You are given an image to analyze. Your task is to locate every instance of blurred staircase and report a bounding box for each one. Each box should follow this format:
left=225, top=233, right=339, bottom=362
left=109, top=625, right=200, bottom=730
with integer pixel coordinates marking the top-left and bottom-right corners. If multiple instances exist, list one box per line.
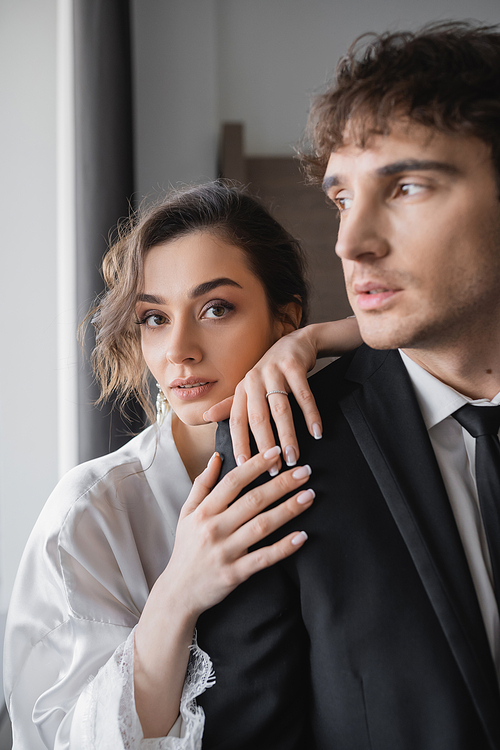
left=219, top=123, right=352, bottom=325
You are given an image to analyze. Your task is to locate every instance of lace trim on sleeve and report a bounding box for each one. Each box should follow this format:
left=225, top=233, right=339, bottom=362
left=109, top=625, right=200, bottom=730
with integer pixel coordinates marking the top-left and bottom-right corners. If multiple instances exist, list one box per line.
left=84, top=627, right=215, bottom=750
left=137, top=630, right=216, bottom=750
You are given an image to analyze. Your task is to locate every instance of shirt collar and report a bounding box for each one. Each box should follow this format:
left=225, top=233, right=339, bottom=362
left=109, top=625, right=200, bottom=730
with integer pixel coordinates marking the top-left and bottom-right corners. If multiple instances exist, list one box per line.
left=399, top=350, right=500, bottom=431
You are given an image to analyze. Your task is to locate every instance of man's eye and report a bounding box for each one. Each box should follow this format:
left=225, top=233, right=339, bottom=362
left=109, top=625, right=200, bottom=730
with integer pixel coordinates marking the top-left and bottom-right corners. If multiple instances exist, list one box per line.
left=335, top=195, right=353, bottom=212
left=400, top=183, right=425, bottom=197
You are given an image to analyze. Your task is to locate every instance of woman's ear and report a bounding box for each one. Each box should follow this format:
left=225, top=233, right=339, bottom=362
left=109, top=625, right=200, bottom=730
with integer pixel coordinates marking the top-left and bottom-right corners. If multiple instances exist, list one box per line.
left=277, top=300, right=303, bottom=337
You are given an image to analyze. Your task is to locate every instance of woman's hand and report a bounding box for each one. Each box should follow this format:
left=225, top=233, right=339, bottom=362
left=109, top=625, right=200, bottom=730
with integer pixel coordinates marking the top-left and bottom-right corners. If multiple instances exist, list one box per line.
left=159, top=447, right=313, bottom=618
left=134, top=448, right=313, bottom=738
left=204, top=318, right=361, bottom=468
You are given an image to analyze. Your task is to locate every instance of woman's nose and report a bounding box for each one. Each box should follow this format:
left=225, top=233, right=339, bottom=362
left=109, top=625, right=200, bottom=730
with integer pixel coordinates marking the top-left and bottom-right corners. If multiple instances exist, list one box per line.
left=165, top=321, right=202, bottom=365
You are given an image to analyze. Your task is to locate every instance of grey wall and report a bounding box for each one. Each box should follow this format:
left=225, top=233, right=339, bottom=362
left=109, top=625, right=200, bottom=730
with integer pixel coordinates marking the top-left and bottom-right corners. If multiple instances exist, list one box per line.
left=0, top=0, right=59, bottom=616
left=131, top=0, right=220, bottom=200
left=132, top=0, right=500, bottom=196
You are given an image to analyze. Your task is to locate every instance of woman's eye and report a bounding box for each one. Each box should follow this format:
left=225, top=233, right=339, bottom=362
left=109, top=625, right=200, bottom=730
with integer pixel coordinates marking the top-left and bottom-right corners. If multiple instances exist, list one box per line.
left=204, top=305, right=230, bottom=319
left=143, top=313, right=167, bottom=328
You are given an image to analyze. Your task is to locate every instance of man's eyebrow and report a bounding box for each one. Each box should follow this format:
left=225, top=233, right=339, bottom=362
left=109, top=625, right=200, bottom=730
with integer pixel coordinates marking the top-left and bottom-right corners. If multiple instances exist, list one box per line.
left=137, top=278, right=242, bottom=305
left=322, top=174, right=343, bottom=192
left=375, top=159, right=460, bottom=178
left=323, top=159, right=459, bottom=193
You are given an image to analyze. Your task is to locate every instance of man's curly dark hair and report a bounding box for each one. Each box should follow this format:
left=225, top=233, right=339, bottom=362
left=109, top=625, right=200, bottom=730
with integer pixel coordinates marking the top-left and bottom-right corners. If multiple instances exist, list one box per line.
left=302, top=21, right=500, bottom=189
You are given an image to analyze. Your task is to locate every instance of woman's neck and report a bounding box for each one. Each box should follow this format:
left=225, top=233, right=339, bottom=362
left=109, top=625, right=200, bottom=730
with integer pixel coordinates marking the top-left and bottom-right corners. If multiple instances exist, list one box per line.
left=171, top=414, right=218, bottom=483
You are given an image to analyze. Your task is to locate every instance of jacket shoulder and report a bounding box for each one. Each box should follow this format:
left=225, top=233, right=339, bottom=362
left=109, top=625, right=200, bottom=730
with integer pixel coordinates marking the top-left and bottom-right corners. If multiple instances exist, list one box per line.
left=307, top=345, right=397, bottom=400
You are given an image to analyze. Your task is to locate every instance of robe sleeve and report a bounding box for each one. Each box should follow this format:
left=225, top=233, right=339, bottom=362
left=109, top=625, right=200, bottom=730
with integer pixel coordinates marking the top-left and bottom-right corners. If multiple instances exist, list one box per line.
left=4, top=455, right=214, bottom=750
left=7, top=618, right=214, bottom=750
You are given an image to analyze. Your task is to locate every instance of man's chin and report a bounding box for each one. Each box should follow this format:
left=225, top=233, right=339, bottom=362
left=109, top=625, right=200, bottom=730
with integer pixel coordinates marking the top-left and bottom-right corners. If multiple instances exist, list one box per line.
left=357, top=319, right=413, bottom=351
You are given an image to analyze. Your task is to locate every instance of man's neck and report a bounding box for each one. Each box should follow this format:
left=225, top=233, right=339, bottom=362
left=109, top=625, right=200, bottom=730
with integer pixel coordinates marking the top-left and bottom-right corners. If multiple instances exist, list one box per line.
left=401, top=330, right=500, bottom=400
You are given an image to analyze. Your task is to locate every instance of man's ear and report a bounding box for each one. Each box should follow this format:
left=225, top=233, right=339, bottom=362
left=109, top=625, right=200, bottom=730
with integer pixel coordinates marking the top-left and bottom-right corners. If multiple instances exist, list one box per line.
left=277, top=300, right=303, bottom=336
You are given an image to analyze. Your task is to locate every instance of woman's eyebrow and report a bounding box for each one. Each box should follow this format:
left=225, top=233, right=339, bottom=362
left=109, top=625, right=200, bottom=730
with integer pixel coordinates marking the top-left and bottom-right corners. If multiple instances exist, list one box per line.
left=137, top=293, right=165, bottom=304
left=137, top=278, right=242, bottom=305
left=189, top=278, right=242, bottom=298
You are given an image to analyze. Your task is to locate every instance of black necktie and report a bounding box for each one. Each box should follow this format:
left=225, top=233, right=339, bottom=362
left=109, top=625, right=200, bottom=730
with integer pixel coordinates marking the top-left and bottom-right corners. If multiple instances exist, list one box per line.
left=452, top=403, right=500, bottom=603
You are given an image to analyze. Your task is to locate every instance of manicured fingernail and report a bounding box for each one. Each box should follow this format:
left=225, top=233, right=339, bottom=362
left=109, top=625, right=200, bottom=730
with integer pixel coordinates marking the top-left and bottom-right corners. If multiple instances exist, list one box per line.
left=312, top=423, right=322, bottom=440
left=292, top=464, right=312, bottom=480
left=291, top=531, right=308, bottom=545
left=264, top=446, right=281, bottom=460
left=269, top=464, right=280, bottom=477
left=297, top=489, right=315, bottom=505
left=207, top=452, right=219, bottom=468
left=203, top=411, right=212, bottom=423
left=237, top=454, right=247, bottom=466
left=284, top=445, right=297, bottom=467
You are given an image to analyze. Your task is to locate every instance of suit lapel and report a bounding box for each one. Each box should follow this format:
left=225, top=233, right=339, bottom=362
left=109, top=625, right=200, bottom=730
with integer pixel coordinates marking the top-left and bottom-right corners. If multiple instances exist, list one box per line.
left=340, top=346, right=500, bottom=747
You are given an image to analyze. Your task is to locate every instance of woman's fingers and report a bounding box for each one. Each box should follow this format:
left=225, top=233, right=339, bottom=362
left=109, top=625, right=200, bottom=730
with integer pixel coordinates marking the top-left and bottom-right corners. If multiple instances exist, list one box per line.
left=231, top=529, right=309, bottom=583
left=181, top=452, right=223, bottom=516
left=285, top=368, right=323, bottom=441
left=203, top=396, right=233, bottom=424
left=229, top=382, right=282, bottom=472
left=227, top=384, right=252, bottom=466
left=218, top=461, right=312, bottom=532
left=232, top=375, right=282, bottom=471
left=200, top=446, right=283, bottom=516
left=265, top=391, right=299, bottom=466
left=227, top=485, right=315, bottom=554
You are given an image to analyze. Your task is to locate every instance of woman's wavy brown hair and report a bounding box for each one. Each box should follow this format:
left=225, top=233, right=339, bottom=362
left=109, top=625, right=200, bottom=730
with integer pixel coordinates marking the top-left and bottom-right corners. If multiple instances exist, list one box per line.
left=302, top=21, right=500, bottom=185
left=87, top=181, right=308, bottom=424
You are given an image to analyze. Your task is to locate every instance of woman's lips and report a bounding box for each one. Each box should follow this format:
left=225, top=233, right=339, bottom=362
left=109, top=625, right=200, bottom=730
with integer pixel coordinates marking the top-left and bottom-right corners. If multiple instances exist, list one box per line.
left=169, top=381, right=217, bottom=400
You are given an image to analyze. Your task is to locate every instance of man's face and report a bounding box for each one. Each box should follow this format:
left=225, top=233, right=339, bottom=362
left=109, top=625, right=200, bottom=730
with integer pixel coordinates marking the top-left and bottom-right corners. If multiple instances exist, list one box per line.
left=323, top=122, right=500, bottom=351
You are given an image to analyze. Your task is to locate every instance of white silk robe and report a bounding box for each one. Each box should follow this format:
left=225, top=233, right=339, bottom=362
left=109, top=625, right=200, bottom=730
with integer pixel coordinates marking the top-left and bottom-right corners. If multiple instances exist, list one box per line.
left=3, top=413, right=214, bottom=749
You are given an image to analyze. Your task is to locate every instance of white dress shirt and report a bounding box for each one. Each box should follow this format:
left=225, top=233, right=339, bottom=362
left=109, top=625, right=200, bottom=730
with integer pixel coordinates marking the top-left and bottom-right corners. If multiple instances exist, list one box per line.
left=4, top=411, right=212, bottom=750
left=400, top=350, right=500, bottom=682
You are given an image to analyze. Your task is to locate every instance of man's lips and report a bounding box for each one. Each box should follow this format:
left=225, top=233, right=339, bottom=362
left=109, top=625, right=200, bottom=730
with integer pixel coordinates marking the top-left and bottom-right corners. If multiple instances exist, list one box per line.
left=352, top=282, right=402, bottom=311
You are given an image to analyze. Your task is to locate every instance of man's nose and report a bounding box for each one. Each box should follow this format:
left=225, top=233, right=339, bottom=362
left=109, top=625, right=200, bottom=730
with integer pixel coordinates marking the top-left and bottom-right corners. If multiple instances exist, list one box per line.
left=166, top=320, right=202, bottom=365
left=335, top=200, right=389, bottom=262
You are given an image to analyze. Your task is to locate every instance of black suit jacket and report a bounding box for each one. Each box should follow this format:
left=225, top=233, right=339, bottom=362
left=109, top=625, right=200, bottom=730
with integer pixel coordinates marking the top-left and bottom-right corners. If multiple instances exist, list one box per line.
left=196, top=346, right=500, bottom=749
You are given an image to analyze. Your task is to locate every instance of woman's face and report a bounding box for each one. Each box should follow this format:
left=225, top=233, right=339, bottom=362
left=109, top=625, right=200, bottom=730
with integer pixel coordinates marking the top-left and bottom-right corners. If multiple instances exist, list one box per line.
left=137, top=231, right=287, bottom=426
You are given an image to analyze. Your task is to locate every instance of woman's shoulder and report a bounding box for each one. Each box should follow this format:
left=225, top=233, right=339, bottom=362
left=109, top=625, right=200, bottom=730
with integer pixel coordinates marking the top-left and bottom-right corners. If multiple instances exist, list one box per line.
left=51, top=415, right=190, bottom=520
left=14, top=422, right=185, bottom=626
left=62, top=423, right=157, bottom=492
left=5, top=428, right=161, bottom=664
left=30, top=425, right=161, bottom=545
left=32, top=416, right=190, bottom=557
